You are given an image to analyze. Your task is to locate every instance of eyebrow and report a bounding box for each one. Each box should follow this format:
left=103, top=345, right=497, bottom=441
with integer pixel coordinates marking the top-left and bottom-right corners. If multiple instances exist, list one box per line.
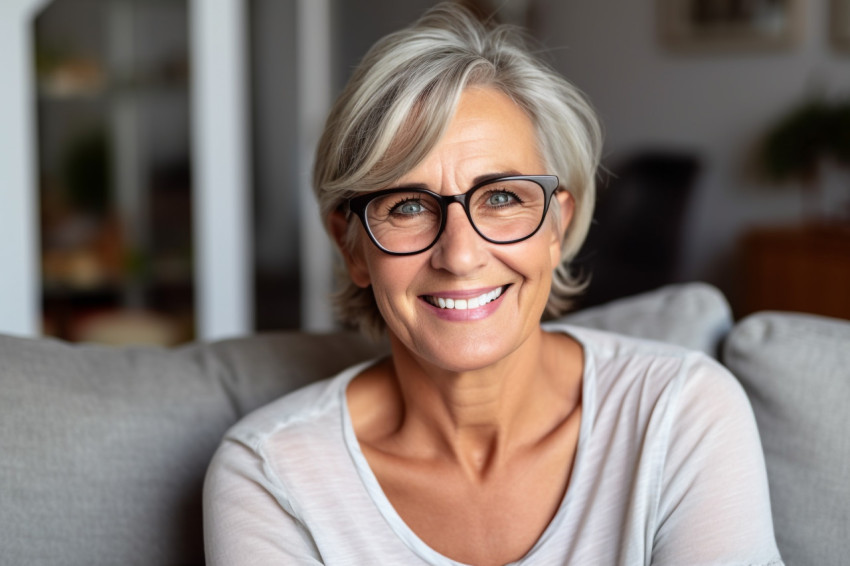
left=391, top=170, right=524, bottom=191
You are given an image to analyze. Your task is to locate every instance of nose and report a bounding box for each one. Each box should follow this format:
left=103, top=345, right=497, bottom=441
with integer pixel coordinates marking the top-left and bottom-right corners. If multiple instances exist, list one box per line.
left=429, top=201, right=488, bottom=274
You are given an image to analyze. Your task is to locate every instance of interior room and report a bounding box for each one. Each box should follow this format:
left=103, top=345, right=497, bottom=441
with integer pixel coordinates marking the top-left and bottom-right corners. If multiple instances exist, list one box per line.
left=1, top=2, right=848, bottom=565
left=2, top=0, right=848, bottom=345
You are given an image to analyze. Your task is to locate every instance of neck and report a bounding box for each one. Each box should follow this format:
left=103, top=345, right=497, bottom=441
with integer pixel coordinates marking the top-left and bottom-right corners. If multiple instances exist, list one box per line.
left=386, top=328, right=573, bottom=480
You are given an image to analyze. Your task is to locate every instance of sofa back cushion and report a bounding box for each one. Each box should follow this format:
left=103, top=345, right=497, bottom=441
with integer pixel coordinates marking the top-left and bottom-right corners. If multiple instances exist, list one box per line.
left=724, top=312, right=850, bottom=566
left=0, top=331, right=383, bottom=566
left=561, top=282, right=732, bottom=355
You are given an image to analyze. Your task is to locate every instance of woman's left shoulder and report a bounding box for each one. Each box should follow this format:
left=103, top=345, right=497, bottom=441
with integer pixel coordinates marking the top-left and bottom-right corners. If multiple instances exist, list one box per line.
left=547, top=323, right=745, bottom=412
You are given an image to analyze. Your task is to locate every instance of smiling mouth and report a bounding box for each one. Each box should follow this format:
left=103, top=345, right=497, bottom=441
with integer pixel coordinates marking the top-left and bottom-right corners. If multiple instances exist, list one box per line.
left=422, top=285, right=509, bottom=310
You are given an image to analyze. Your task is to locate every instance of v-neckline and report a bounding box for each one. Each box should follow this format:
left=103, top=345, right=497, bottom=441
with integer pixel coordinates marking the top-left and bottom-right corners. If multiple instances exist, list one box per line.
left=339, top=324, right=594, bottom=566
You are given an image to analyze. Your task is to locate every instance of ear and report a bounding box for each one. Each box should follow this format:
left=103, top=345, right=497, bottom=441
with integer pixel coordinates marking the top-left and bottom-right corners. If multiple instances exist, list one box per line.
left=329, top=210, right=371, bottom=288
left=549, top=190, right=575, bottom=269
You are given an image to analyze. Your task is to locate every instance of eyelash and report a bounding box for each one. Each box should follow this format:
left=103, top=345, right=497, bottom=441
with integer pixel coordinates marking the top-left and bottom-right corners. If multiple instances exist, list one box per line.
left=386, top=196, right=424, bottom=214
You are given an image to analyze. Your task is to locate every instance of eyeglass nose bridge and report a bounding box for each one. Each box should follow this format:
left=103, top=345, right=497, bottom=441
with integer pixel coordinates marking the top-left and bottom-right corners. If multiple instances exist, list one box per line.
left=433, top=191, right=484, bottom=243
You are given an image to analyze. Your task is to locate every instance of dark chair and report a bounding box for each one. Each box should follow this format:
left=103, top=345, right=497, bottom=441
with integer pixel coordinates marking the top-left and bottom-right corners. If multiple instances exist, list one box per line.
left=576, top=151, right=701, bottom=309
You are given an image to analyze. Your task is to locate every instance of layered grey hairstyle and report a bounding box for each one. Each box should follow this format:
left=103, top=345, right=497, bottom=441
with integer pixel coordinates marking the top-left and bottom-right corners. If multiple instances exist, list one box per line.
left=313, top=2, right=602, bottom=336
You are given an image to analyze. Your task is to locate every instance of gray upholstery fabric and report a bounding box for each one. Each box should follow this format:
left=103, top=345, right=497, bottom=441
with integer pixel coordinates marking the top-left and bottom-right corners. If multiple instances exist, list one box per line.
left=560, top=282, right=733, bottom=356
left=0, top=331, right=383, bottom=566
left=209, top=332, right=387, bottom=418
left=724, top=312, right=850, bottom=566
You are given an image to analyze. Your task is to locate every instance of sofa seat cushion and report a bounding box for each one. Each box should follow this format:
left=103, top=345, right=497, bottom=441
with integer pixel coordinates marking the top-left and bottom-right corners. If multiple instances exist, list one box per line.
left=723, top=312, right=850, bottom=566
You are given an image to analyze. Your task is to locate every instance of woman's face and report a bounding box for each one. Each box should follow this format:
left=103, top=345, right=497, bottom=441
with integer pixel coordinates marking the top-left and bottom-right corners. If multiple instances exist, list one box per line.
left=338, top=86, right=573, bottom=372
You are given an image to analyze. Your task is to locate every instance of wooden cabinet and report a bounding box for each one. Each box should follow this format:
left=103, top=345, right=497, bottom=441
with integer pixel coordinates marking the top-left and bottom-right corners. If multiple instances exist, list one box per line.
left=741, top=224, right=850, bottom=319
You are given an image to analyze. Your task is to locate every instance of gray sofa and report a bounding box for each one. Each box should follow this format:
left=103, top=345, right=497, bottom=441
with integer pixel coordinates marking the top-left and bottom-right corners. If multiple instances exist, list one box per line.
left=1, top=283, right=847, bottom=565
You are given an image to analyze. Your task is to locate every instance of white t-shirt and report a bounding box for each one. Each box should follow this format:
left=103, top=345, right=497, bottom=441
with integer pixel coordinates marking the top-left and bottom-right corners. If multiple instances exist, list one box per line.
left=203, top=324, right=783, bottom=565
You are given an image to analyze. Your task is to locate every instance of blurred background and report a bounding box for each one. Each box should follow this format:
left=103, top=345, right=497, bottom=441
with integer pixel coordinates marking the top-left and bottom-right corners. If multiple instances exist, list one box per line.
left=1, top=0, right=849, bottom=346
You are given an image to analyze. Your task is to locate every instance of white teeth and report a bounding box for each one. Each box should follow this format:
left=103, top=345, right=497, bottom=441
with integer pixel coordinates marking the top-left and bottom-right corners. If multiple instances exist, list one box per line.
left=426, top=287, right=505, bottom=310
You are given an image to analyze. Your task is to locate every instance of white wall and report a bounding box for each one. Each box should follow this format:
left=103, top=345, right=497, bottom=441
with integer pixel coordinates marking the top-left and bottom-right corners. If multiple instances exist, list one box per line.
left=539, top=0, right=850, bottom=304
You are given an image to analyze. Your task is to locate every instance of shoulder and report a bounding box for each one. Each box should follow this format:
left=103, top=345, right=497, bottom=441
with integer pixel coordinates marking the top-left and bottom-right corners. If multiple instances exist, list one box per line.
left=205, top=359, right=376, bottom=510
left=222, top=359, right=375, bottom=453
left=542, top=325, right=780, bottom=562
left=546, top=323, right=749, bottom=429
left=550, top=322, right=735, bottom=390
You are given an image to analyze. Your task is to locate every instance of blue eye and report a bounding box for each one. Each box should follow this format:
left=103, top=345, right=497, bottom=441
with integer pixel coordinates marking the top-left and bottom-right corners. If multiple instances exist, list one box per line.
left=391, top=198, right=425, bottom=215
left=401, top=201, right=422, bottom=214
left=487, top=191, right=519, bottom=207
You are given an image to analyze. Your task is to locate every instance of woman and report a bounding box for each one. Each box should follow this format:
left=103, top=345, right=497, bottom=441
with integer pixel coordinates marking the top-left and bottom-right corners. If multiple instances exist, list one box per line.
left=204, top=4, right=782, bottom=565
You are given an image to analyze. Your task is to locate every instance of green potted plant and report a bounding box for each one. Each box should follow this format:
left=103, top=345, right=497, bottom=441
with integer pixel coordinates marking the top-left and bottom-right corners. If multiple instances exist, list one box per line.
left=759, top=97, right=850, bottom=224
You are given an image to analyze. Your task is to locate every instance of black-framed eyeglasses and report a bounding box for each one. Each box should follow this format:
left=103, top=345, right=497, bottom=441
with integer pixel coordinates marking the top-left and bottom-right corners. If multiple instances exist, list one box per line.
left=347, top=175, right=560, bottom=255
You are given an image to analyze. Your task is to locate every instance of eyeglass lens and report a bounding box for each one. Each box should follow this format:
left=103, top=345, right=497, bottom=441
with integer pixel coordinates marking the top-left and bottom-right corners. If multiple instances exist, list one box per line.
left=364, top=178, right=547, bottom=254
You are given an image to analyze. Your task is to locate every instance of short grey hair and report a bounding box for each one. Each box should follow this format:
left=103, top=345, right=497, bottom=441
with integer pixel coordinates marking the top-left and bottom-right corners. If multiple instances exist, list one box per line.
left=313, top=1, right=602, bottom=336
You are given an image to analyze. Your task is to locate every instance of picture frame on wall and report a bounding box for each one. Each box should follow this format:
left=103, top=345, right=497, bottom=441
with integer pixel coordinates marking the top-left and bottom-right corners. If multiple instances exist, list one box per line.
left=658, top=0, right=804, bottom=52
left=832, top=0, right=850, bottom=51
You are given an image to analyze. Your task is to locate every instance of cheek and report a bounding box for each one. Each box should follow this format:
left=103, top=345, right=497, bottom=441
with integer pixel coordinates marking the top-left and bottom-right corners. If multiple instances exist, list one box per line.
left=365, top=257, right=427, bottom=332
left=496, top=232, right=560, bottom=285
left=364, top=254, right=418, bottom=298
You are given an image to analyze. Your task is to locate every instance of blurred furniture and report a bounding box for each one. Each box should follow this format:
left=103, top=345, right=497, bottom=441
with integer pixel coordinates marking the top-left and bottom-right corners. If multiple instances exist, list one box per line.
left=1, top=0, right=252, bottom=342
left=741, top=224, right=850, bottom=319
left=1, top=282, right=847, bottom=565
left=578, top=151, right=700, bottom=308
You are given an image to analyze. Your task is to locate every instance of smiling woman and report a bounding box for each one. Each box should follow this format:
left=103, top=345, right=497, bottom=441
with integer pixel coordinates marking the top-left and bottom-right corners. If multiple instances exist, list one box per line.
left=332, top=86, right=570, bottom=375
left=203, top=3, right=784, bottom=565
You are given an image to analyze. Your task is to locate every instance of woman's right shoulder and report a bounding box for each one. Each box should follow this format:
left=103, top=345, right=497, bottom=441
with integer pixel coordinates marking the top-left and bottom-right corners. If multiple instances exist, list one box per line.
left=223, top=359, right=374, bottom=451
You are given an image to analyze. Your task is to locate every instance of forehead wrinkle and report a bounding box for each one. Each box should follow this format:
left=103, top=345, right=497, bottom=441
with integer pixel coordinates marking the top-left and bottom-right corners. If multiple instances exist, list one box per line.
left=394, top=87, right=544, bottom=196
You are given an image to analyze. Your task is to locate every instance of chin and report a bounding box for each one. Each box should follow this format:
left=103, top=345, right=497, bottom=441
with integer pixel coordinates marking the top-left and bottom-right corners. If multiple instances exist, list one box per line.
left=398, top=328, right=527, bottom=374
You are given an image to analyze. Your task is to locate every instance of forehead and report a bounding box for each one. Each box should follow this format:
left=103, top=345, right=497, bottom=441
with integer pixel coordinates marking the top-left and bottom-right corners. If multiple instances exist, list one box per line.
left=395, top=86, right=543, bottom=187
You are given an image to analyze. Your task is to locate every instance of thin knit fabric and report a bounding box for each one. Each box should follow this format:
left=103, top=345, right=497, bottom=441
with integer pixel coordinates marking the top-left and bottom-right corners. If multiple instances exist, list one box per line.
left=204, top=325, right=783, bottom=565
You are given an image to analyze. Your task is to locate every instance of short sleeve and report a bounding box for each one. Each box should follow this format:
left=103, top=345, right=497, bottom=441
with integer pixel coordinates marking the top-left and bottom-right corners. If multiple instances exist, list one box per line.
left=651, top=357, right=783, bottom=565
left=203, top=439, right=324, bottom=565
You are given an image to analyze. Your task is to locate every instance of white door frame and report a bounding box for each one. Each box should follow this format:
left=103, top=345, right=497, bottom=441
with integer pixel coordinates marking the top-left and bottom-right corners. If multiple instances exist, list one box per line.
left=0, top=0, right=48, bottom=337
left=189, top=0, right=253, bottom=340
